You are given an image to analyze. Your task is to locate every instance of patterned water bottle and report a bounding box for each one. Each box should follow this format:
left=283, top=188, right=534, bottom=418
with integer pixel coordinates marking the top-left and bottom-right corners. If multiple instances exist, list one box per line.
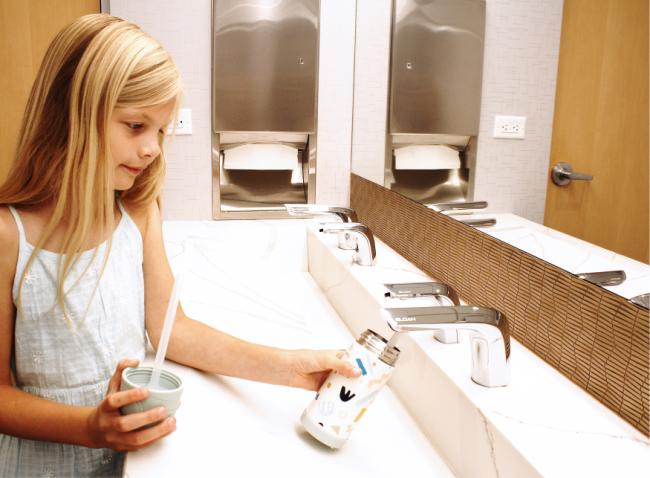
left=300, top=329, right=400, bottom=448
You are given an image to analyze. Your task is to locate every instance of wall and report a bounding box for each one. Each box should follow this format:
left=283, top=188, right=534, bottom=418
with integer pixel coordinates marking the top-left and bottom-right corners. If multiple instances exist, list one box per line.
left=350, top=0, right=392, bottom=186
left=111, top=0, right=356, bottom=219
left=474, top=0, right=564, bottom=221
left=351, top=0, right=564, bottom=223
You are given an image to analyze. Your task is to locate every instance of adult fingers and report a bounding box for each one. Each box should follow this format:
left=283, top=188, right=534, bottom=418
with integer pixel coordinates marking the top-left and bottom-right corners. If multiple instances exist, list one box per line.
left=107, top=358, right=140, bottom=394
left=102, top=388, right=149, bottom=413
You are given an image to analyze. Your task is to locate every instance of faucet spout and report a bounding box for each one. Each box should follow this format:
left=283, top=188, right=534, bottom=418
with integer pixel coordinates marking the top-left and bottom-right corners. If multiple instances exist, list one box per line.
left=285, top=204, right=359, bottom=250
left=430, top=201, right=488, bottom=213
left=383, top=282, right=461, bottom=344
left=319, top=222, right=376, bottom=266
left=383, top=282, right=460, bottom=304
left=284, top=204, right=358, bottom=223
left=381, top=305, right=511, bottom=387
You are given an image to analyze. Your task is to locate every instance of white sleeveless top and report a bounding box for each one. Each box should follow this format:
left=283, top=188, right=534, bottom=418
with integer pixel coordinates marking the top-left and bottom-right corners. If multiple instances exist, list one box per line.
left=0, top=202, right=146, bottom=477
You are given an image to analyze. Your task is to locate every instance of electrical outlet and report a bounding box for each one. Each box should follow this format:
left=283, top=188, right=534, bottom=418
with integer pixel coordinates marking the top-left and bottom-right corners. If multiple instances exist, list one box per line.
left=167, top=108, right=192, bottom=135
left=493, top=115, right=526, bottom=139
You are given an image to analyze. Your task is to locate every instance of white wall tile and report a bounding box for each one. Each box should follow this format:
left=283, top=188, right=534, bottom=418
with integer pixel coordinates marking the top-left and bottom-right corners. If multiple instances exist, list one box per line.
left=473, top=0, right=564, bottom=223
left=315, top=0, right=356, bottom=206
left=111, top=0, right=213, bottom=220
left=351, top=0, right=392, bottom=186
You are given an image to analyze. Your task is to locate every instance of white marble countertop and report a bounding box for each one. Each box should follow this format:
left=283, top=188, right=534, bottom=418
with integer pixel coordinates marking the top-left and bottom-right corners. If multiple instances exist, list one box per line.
left=123, top=220, right=453, bottom=477
left=308, top=226, right=650, bottom=478
left=445, top=212, right=650, bottom=301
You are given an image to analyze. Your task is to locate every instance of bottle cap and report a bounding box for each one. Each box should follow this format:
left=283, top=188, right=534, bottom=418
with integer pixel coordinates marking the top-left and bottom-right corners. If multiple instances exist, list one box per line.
left=357, top=329, right=400, bottom=366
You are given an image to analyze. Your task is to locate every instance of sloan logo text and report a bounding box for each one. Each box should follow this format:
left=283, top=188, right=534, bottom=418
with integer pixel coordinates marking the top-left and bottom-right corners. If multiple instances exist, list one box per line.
left=396, top=316, right=417, bottom=322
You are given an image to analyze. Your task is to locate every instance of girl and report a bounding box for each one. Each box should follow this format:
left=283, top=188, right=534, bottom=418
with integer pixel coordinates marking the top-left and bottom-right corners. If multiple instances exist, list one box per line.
left=0, top=13, right=359, bottom=477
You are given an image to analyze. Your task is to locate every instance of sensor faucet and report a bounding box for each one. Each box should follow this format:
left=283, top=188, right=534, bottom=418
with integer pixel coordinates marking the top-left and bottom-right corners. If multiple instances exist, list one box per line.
left=285, top=204, right=358, bottom=250
left=381, top=305, right=511, bottom=387
left=319, top=222, right=376, bottom=266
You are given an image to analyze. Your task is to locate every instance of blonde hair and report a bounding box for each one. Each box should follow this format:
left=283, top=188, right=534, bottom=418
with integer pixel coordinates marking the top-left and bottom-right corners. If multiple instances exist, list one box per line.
left=0, top=14, right=182, bottom=323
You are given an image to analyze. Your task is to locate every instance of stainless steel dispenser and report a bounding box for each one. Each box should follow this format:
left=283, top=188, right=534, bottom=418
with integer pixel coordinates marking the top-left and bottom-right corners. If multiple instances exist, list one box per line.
left=212, top=0, right=319, bottom=219
left=386, top=0, right=486, bottom=205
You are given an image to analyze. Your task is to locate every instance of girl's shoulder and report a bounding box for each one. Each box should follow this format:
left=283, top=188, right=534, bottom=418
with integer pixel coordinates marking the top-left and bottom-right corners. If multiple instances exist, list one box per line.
left=0, top=206, right=19, bottom=277
left=0, top=206, right=19, bottom=246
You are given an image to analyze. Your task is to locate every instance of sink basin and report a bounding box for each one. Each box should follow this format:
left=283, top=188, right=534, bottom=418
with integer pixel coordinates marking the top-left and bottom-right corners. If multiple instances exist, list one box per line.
left=124, top=220, right=453, bottom=477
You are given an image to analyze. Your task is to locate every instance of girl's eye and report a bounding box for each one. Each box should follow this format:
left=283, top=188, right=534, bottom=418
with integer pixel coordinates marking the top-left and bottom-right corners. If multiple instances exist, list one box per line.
left=126, top=122, right=144, bottom=130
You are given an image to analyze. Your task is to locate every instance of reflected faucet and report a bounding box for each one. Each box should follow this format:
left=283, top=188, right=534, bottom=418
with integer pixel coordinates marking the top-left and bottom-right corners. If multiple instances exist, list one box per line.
left=381, top=305, right=511, bottom=387
left=430, top=201, right=487, bottom=213
left=383, top=282, right=461, bottom=344
left=285, top=204, right=358, bottom=250
left=461, top=218, right=497, bottom=228
left=577, top=270, right=626, bottom=286
left=319, top=222, right=376, bottom=266
left=428, top=201, right=496, bottom=227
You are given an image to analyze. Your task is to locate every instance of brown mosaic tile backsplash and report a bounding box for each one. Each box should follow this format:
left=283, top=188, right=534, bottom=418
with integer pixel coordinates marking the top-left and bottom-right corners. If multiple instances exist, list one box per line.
left=351, top=174, right=649, bottom=436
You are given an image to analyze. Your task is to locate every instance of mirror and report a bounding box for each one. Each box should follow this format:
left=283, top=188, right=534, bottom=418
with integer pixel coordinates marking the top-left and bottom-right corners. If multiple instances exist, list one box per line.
left=350, top=0, right=649, bottom=302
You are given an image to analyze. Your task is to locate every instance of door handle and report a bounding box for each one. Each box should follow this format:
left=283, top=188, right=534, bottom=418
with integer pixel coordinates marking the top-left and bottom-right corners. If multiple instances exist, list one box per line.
left=551, top=162, right=594, bottom=186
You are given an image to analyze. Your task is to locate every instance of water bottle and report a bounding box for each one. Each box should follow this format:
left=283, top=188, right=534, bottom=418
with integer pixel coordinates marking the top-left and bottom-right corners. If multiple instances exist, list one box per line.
left=300, top=329, right=400, bottom=448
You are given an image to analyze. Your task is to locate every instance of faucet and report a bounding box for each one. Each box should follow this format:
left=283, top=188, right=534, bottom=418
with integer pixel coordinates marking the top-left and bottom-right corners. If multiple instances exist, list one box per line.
left=577, top=270, right=626, bottom=286
left=284, top=204, right=358, bottom=250
left=461, top=218, right=497, bottom=228
left=383, top=282, right=461, bottom=344
left=430, top=200, right=487, bottom=213
left=319, top=223, right=376, bottom=266
left=429, top=201, right=496, bottom=227
left=381, top=305, right=511, bottom=387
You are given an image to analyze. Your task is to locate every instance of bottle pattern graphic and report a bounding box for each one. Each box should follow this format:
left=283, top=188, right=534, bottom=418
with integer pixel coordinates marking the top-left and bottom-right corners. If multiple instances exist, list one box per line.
left=301, top=337, right=395, bottom=448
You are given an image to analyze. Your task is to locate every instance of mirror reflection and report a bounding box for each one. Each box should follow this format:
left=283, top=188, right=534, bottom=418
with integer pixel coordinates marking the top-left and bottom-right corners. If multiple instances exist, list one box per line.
left=351, top=0, right=649, bottom=302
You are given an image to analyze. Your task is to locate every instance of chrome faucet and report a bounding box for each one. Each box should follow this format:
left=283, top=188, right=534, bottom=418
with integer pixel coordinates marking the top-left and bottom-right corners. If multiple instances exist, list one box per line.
left=381, top=305, right=511, bottom=387
left=430, top=201, right=487, bottom=213
left=429, top=201, right=496, bottom=227
left=285, top=204, right=358, bottom=250
left=461, top=218, right=497, bottom=228
left=383, top=282, right=461, bottom=344
left=577, top=270, right=626, bottom=286
left=319, top=223, right=376, bottom=266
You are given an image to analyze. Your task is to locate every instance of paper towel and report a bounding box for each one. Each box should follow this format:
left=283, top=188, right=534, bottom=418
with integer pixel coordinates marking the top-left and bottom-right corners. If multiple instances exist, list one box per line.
left=223, top=143, right=299, bottom=170
left=394, top=144, right=461, bottom=170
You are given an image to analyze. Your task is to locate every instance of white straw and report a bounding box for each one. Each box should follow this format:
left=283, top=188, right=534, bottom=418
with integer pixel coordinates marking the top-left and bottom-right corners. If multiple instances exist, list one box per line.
left=149, top=274, right=184, bottom=388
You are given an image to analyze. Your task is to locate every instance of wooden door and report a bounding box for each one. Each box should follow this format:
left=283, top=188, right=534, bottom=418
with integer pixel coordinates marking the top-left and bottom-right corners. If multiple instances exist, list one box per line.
left=544, top=0, right=649, bottom=263
left=0, top=0, right=100, bottom=185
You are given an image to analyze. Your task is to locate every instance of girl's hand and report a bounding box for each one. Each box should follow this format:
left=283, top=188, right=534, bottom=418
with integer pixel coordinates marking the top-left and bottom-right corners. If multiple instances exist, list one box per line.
left=86, top=359, right=176, bottom=452
left=284, top=350, right=361, bottom=391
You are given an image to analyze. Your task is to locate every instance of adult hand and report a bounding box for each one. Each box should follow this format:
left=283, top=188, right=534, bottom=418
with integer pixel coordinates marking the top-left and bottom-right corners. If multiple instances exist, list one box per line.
left=86, top=358, right=176, bottom=452
left=284, top=349, right=361, bottom=391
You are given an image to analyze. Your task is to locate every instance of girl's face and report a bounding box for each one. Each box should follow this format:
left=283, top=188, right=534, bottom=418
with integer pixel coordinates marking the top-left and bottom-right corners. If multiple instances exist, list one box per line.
left=108, top=100, right=175, bottom=190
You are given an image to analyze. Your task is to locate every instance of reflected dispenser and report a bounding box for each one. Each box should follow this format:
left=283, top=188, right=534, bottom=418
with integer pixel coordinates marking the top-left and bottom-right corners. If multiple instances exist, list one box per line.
left=386, top=0, right=486, bottom=205
left=212, top=0, right=319, bottom=219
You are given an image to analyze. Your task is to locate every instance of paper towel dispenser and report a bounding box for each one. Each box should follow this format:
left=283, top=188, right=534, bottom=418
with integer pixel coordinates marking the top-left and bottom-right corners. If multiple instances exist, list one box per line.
left=211, top=0, right=319, bottom=219
left=386, top=0, right=486, bottom=205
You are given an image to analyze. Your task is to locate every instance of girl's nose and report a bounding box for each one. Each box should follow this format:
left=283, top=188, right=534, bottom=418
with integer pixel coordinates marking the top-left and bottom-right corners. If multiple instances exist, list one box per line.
left=139, top=136, right=161, bottom=160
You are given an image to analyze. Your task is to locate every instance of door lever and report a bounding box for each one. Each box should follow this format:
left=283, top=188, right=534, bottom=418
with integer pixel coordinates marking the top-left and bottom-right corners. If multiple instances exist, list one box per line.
left=551, top=162, right=593, bottom=186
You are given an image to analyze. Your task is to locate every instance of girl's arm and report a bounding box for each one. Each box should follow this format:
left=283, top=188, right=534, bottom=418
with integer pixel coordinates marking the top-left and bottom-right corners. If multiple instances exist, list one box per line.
left=138, top=202, right=359, bottom=390
left=0, top=208, right=174, bottom=450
